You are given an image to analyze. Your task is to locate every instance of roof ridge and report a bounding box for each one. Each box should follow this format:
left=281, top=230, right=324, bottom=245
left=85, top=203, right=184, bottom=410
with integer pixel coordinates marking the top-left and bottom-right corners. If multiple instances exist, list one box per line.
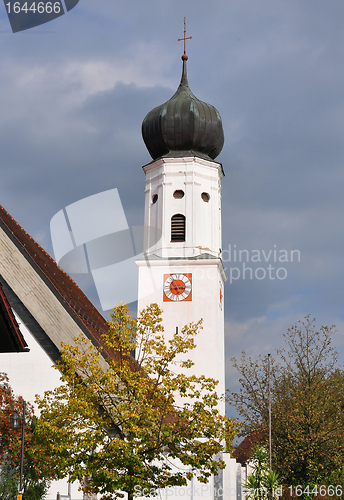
left=0, top=205, right=83, bottom=287
left=0, top=205, right=108, bottom=339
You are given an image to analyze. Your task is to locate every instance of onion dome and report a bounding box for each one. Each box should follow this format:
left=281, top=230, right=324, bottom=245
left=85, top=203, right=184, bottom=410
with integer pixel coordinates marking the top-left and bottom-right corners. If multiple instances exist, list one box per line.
left=142, top=55, right=224, bottom=161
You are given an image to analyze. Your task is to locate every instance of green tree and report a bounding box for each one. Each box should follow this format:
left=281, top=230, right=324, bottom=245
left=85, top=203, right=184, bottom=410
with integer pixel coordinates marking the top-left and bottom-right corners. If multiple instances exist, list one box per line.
left=228, top=316, right=344, bottom=489
left=0, top=373, right=51, bottom=499
left=227, top=353, right=278, bottom=438
left=242, top=447, right=280, bottom=500
left=272, top=318, right=344, bottom=488
left=36, top=303, right=237, bottom=500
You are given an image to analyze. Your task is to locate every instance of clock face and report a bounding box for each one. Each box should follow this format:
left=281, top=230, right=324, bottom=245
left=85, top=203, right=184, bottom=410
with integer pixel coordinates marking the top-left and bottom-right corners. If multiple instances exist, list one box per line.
left=163, top=273, right=192, bottom=302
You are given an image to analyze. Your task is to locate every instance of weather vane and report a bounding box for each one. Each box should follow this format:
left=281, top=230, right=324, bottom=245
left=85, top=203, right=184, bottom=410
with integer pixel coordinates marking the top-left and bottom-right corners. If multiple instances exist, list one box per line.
left=178, top=17, right=192, bottom=56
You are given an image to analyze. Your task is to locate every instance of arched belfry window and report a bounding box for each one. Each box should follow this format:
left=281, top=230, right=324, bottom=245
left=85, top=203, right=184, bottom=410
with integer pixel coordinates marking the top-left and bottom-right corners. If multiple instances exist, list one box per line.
left=171, top=214, right=186, bottom=242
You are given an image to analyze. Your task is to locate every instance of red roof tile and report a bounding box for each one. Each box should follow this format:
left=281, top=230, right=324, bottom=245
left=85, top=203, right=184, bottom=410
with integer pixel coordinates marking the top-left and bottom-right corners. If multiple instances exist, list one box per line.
left=232, top=431, right=266, bottom=464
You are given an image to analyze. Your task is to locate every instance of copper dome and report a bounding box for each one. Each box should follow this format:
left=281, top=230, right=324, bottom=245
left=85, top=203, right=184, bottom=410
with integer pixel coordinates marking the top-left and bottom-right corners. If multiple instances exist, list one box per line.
left=142, top=58, right=224, bottom=161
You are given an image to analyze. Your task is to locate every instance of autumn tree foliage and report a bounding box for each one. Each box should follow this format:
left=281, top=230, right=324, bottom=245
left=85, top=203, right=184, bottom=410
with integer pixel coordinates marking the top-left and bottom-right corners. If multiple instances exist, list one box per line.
left=0, top=373, right=51, bottom=500
left=228, top=316, right=344, bottom=488
left=228, top=352, right=277, bottom=438
left=36, top=303, right=237, bottom=500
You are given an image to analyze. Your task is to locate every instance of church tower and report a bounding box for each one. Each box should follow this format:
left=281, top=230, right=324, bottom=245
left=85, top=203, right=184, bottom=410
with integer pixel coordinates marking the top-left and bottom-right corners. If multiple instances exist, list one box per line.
left=137, top=37, right=226, bottom=414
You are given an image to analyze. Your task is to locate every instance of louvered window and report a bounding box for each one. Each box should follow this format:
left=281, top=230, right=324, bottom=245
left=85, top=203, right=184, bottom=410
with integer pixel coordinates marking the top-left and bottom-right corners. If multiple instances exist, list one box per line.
left=171, top=214, right=186, bottom=242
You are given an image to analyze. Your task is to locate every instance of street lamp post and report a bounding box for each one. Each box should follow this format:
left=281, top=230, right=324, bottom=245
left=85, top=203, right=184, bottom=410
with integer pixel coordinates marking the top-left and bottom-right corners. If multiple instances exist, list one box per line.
left=268, top=354, right=272, bottom=471
left=10, top=400, right=26, bottom=500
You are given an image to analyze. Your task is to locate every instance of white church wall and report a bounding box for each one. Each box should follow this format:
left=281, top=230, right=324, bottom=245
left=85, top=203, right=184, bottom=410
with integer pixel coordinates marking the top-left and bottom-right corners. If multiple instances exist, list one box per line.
left=236, top=462, right=244, bottom=500
left=137, top=258, right=225, bottom=412
left=143, top=157, right=223, bottom=260
left=223, top=454, right=244, bottom=500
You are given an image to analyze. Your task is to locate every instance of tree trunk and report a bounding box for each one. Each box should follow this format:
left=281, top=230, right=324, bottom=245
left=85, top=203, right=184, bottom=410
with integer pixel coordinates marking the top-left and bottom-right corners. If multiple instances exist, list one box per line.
left=83, top=493, right=98, bottom=500
left=82, top=475, right=98, bottom=500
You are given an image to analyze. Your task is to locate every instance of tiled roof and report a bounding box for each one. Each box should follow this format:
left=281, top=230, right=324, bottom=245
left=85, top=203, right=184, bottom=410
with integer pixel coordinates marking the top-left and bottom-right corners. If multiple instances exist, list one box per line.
left=232, top=431, right=265, bottom=464
left=0, top=205, right=113, bottom=358
left=0, top=281, right=28, bottom=353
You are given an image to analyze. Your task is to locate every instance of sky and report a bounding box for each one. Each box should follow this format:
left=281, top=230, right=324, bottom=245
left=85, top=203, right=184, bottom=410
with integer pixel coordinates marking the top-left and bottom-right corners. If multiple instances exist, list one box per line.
left=1, top=0, right=344, bottom=416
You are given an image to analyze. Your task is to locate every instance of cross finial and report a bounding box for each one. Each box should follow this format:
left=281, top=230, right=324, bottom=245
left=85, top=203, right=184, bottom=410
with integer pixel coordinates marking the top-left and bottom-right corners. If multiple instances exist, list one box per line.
left=178, top=17, right=192, bottom=59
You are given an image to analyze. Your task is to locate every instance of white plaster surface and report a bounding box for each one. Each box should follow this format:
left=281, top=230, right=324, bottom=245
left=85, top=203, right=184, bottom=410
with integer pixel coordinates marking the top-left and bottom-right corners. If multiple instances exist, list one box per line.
left=136, top=154, right=232, bottom=500
left=142, top=156, right=223, bottom=259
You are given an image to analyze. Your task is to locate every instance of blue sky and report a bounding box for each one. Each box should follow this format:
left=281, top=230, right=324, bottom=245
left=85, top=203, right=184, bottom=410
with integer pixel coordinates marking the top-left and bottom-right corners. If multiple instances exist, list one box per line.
left=1, top=0, right=344, bottom=412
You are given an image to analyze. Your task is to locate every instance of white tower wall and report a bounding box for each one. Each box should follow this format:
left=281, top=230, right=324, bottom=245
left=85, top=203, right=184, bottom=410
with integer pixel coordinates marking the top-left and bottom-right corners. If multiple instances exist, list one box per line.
left=137, top=155, right=226, bottom=413
left=143, top=156, right=224, bottom=259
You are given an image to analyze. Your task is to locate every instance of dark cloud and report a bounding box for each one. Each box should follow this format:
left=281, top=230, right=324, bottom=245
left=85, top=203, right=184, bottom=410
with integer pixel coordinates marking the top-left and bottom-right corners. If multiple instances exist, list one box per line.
left=1, top=0, right=344, bottom=403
